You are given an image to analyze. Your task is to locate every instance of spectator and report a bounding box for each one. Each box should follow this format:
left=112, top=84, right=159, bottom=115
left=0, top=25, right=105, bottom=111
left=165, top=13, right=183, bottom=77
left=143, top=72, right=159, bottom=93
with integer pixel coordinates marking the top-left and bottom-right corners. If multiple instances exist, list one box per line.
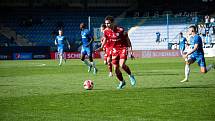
left=204, top=31, right=212, bottom=48
left=156, top=32, right=160, bottom=43
left=198, top=24, right=205, bottom=35
left=210, top=17, right=215, bottom=34
left=205, top=15, right=210, bottom=28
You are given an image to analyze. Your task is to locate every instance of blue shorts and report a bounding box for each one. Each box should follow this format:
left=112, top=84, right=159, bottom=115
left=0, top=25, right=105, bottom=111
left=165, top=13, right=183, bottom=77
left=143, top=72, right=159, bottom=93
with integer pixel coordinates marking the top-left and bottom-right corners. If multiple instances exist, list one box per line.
left=190, top=54, right=206, bottom=67
left=58, top=46, right=64, bottom=54
left=81, top=46, right=92, bottom=57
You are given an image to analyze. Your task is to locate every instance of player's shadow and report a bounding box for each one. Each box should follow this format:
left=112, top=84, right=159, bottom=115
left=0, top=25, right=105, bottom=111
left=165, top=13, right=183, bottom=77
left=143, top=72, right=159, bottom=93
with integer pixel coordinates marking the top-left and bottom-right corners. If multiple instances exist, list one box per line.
left=134, top=72, right=179, bottom=76
left=144, top=85, right=215, bottom=90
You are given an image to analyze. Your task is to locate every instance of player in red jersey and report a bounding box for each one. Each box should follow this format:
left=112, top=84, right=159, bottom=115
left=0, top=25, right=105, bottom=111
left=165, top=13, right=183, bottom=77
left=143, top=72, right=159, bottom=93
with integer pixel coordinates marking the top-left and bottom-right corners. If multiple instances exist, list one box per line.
left=101, top=16, right=136, bottom=89
left=100, top=24, right=113, bottom=77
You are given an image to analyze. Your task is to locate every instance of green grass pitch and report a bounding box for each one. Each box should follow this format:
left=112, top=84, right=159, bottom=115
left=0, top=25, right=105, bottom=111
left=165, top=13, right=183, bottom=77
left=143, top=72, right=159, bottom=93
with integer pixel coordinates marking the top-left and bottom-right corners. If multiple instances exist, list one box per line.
left=0, top=57, right=215, bottom=121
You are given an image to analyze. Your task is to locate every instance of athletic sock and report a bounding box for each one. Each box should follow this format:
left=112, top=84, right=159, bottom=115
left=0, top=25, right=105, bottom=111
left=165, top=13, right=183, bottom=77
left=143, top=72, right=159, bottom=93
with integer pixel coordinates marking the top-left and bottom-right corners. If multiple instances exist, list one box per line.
left=108, top=62, right=112, bottom=73
left=59, top=55, right=63, bottom=65
left=122, top=64, right=131, bottom=75
left=91, top=62, right=96, bottom=68
left=206, top=64, right=214, bottom=72
left=185, top=64, right=190, bottom=80
left=116, top=71, right=123, bottom=81
left=82, top=60, right=91, bottom=67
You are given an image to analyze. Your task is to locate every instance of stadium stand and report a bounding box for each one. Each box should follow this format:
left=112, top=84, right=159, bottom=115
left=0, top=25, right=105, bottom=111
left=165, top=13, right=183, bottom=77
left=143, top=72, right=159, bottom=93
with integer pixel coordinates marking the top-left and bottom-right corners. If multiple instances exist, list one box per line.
left=0, top=0, right=214, bottom=51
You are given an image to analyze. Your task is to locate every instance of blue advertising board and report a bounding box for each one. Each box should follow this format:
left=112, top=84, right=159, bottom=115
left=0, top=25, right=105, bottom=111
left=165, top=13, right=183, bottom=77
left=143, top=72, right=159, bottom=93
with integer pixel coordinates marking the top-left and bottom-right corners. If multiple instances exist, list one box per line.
left=13, top=53, right=32, bottom=60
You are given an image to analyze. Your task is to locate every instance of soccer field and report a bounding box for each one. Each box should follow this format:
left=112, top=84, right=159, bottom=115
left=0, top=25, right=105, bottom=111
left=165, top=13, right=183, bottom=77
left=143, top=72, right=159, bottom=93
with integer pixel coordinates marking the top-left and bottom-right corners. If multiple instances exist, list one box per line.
left=0, top=58, right=215, bottom=121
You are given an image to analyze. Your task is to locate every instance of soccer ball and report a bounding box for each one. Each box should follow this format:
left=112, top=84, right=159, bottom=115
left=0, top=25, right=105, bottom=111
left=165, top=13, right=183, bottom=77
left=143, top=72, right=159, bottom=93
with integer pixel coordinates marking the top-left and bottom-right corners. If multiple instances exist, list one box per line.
left=83, top=80, right=94, bottom=90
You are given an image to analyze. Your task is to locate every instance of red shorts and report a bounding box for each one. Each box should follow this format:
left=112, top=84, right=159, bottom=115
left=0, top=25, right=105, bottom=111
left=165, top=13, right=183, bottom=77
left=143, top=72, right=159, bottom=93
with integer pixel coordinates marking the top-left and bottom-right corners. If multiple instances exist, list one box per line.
left=111, top=47, right=128, bottom=65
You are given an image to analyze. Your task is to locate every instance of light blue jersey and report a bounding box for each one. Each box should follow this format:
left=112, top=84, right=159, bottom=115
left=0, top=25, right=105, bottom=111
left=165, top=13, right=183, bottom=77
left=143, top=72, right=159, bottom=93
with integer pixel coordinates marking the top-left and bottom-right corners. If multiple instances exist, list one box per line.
left=81, top=29, right=93, bottom=56
left=179, top=37, right=187, bottom=51
left=190, top=35, right=206, bottom=67
left=190, top=35, right=204, bottom=56
left=205, top=35, right=211, bottom=45
left=55, top=35, right=67, bottom=54
left=81, top=29, right=93, bottom=47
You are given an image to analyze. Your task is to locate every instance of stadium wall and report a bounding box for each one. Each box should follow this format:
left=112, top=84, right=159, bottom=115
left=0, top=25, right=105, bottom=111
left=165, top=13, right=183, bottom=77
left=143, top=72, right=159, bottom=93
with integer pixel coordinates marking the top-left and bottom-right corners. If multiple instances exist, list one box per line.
left=131, top=50, right=181, bottom=58
left=1, top=47, right=214, bottom=60
left=0, top=46, right=50, bottom=60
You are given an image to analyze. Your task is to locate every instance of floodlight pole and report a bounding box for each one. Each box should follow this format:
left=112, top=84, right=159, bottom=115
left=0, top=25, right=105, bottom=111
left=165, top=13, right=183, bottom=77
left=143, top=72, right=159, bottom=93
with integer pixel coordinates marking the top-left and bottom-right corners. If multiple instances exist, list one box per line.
left=88, top=16, right=91, bottom=30
left=167, top=14, right=169, bottom=43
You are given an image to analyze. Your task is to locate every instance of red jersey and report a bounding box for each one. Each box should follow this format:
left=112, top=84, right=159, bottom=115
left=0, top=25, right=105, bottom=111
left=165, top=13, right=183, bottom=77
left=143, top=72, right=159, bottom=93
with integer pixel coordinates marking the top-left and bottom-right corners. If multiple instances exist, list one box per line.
left=104, top=26, right=127, bottom=49
left=122, top=32, right=130, bottom=47
left=100, top=36, right=107, bottom=48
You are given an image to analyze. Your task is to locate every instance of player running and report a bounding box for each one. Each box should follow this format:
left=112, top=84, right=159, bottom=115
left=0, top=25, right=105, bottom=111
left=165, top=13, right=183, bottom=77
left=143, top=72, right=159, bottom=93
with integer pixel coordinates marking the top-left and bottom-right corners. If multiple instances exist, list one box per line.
left=80, top=22, right=98, bottom=74
left=55, top=29, right=70, bottom=66
left=178, top=32, right=187, bottom=56
left=100, top=24, right=113, bottom=77
left=181, top=25, right=214, bottom=82
left=101, top=16, right=136, bottom=89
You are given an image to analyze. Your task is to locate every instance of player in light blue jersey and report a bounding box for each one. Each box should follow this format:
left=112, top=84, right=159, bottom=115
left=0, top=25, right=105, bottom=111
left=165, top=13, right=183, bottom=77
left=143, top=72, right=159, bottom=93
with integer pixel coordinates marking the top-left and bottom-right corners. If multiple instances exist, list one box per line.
left=55, top=29, right=70, bottom=66
left=80, top=23, right=97, bottom=74
left=178, top=32, right=187, bottom=55
left=181, top=25, right=214, bottom=82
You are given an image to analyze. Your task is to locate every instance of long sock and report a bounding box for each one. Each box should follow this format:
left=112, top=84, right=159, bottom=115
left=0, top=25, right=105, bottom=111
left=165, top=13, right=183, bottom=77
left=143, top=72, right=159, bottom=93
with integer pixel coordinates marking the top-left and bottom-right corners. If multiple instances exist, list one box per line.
left=108, top=62, right=112, bottom=72
left=82, top=60, right=91, bottom=66
left=115, top=69, right=123, bottom=81
left=185, top=64, right=190, bottom=80
left=206, top=64, right=213, bottom=72
left=122, top=64, right=131, bottom=75
left=63, top=54, right=66, bottom=63
left=59, top=55, right=63, bottom=65
left=91, top=62, right=96, bottom=68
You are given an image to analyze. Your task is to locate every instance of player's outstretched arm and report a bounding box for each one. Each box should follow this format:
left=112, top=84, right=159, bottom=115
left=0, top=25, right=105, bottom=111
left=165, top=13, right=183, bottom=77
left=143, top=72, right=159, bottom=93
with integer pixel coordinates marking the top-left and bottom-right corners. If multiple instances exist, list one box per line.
left=95, top=37, right=107, bottom=52
left=126, top=34, right=135, bottom=59
left=55, top=38, right=58, bottom=46
left=66, top=38, right=70, bottom=49
left=86, top=36, right=94, bottom=47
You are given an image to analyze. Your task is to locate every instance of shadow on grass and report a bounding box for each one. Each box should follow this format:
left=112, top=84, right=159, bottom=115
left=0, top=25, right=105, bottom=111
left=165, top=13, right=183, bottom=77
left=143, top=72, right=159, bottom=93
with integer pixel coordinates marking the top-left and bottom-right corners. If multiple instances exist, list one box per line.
left=142, top=85, right=215, bottom=90
left=135, top=72, right=179, bottom=76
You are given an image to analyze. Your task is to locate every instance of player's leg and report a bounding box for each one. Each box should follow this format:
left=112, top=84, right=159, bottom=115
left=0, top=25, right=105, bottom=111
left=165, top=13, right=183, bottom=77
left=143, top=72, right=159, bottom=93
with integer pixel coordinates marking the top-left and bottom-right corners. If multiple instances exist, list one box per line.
left=58, top=48, right=64, bottom=66
left=106, top=49, right=113, bottom=77
left=59, top=53, right=63, bottom=66
left=107, top=56, right=113, bottom=77
left=206, top=64, right=215, bottom=72
left=181, top=62, right=191, bottom=82
left=104, top=53, right=108, bottom=65
left=63, top=52, right=66, bottom=63
left=89, top=54, right=97, bottom=74
left=87, top=47, right=97, bottom=74
left=181, top=57, right=195, bottom=82
left=112, top=55, right=125, bottom=89
left=120, top=59, right=136, bottom=86
left=198, top=56, right=214, bottom=73
left=119, top=48, right=136, bottom=86
left=81, top=47, right=92, bottom=72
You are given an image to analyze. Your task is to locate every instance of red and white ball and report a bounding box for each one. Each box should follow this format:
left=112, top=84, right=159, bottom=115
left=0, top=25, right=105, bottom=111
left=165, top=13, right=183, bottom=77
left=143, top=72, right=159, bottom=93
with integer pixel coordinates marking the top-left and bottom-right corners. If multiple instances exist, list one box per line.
left=83, top=80, right=94, bottom=90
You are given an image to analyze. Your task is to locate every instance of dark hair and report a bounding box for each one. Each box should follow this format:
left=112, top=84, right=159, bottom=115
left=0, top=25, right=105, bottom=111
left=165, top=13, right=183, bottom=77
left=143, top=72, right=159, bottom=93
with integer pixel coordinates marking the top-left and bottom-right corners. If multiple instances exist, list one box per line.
left=105, top=16, right=114, bottom=23
left=101, top=24, right=106, bottom=28
left=179, top=32, right=183, bottom=35
left=189, top=25, right=197, bottom=32
left=80, top=22, right=87, bottom=28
